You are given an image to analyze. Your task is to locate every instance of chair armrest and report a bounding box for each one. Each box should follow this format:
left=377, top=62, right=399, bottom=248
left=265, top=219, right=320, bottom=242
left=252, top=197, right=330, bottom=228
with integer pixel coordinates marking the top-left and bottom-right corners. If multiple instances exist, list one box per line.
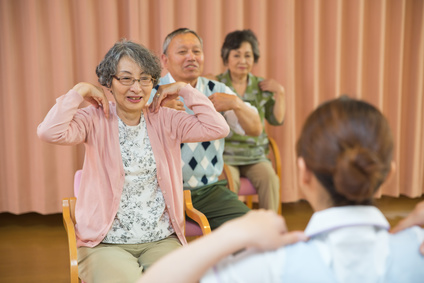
left=184, top=190, right=211, bottom=235
left=62, top=198, right=79, bottom=283
left=268, top=136, right=282, bottom=180
left=268, top=136, right=282, bottom=214
left=222, top=163, right=236, bottom=193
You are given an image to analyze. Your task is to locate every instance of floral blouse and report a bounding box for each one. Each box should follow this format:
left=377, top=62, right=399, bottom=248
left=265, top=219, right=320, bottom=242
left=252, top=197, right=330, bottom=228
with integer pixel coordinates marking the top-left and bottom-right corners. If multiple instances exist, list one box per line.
left=102, top=114, right=174, bottom=244
left=217, top=70, right=283, bottom=165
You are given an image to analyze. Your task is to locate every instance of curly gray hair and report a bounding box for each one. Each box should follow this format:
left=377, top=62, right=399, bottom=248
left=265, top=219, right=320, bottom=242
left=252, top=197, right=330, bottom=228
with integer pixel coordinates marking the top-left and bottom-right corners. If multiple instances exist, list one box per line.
left=96, top=39, right=161, bottom=88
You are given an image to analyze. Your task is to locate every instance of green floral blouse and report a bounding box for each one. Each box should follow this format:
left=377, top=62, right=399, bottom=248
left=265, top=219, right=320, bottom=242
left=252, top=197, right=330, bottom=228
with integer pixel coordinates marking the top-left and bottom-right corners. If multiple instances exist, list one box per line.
left=217, top=70, right=283, bottom=166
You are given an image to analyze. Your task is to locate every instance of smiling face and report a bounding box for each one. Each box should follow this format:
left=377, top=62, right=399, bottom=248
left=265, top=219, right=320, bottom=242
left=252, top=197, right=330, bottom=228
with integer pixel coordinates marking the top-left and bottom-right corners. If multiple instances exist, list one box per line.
left=227, top=41, right=255, bottom=78
left=111, top=56, right=153, bottom=121
left=162, top=33, right=204, bottom=86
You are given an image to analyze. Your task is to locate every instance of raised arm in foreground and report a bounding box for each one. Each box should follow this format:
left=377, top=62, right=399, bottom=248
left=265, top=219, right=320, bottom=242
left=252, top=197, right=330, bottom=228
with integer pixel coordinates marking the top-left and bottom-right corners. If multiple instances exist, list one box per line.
left=391, top=201, right=424, bottom=255
left=138, top=210, right=306, bottom=283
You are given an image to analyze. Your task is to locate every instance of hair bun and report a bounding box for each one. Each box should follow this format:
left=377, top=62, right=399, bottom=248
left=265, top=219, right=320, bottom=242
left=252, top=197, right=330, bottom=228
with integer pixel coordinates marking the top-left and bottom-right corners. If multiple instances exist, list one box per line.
left=333, top=146, right=383, bottom=202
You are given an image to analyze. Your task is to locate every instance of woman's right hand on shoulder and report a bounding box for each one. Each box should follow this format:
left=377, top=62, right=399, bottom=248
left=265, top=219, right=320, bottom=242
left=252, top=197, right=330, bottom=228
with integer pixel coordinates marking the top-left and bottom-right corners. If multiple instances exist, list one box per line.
left=225, top=210, right=308, bottom=252
left=391, top=201, right=424, bottom=255
left=72, top=82, right=109, bottom=118
left=150, top=82, right=187, bottom=113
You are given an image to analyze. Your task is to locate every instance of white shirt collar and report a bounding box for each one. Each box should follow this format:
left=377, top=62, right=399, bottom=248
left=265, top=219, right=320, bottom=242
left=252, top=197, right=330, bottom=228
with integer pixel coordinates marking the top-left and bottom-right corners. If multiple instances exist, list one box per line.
left=304, top=206, right=390, bottom=237
left=162, top=72, right=176, bottom=83
left=163, top=72, right=203, bottom=89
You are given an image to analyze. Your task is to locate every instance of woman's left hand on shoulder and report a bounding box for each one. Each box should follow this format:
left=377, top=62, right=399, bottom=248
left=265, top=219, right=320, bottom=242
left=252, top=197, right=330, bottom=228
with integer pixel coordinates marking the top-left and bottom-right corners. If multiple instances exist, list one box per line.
left=149, top=82, right=187, bottom=113
left=225, top=210, right=308, bottom=252
left=391, top=201, right=424, bottom=255
left=259, top=79, right=285, bottom=96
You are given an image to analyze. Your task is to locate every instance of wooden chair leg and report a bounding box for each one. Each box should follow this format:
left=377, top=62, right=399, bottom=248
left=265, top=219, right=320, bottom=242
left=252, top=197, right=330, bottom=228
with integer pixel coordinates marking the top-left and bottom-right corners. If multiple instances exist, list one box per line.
left=62, top=198, right=79, bottom=283
left=246, top=195, right=253, bottom=209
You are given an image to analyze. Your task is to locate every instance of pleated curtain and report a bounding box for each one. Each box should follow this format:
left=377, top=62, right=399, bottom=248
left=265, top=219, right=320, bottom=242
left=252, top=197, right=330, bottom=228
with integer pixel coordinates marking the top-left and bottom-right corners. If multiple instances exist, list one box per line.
left=1, top=0, right=423, bottom=214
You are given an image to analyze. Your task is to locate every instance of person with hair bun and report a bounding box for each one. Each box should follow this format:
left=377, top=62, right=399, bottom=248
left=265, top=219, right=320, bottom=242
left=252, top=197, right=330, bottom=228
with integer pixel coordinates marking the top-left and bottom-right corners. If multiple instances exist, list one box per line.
left=138, top=96, right=424, bottom=283
left=296, top=95, right=394, bottom=208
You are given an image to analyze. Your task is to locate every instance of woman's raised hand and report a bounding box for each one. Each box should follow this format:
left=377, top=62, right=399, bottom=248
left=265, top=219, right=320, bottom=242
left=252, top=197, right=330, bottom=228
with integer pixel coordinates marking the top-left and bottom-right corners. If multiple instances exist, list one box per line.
left=224, top=210, right=307, bottom=252
left=72, top=82, right=110, bottom=118
left=391, top=201, right=424, bottom=255
left=149, top=82, right=187, bottom=113
left=258, top=78, right=285, bottom=95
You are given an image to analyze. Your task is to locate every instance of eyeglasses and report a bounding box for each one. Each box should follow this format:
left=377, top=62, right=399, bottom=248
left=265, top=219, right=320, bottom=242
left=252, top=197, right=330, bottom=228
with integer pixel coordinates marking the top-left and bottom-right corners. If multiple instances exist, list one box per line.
left=113, top=75, right=156, bottom=86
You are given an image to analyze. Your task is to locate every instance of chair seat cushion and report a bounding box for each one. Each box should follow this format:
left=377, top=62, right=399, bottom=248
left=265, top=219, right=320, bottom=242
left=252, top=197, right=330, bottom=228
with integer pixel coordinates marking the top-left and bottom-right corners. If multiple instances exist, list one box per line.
left=185, top=219, right=203, bottom=236
left=239, top=178, right=257, bottom=195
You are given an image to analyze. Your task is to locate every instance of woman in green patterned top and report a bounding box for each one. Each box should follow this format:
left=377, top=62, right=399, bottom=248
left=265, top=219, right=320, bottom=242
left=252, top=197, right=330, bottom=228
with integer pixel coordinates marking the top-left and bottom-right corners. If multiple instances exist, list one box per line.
left=215, top=29, right=286, bottom=212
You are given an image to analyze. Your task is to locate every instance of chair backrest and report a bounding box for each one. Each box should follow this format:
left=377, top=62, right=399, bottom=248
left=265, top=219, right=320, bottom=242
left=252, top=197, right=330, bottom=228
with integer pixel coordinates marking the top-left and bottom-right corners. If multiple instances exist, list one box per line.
left=73, top=170, right=82, bottom=197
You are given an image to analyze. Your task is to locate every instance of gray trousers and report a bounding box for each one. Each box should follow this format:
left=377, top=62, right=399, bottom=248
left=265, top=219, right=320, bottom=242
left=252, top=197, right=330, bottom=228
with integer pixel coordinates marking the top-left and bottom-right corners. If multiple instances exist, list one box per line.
left=226, top=161, right=280, bottom=212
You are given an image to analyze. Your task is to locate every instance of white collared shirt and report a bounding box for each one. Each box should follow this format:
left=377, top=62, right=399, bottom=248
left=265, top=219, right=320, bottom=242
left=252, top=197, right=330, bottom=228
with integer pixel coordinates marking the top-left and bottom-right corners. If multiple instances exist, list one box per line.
left=201, top=206, right=424, bottom=283
left=303, top=206, right=391, bottom=283
left=151, top=73, right=258, bottom=136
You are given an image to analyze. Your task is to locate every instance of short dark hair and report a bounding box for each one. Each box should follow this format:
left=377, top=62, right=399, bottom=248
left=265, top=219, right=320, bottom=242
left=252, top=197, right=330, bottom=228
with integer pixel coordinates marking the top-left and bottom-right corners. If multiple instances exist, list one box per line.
left=221, top=29, right=260, bottom=64
left=96, top=39, right=161, bottom=88
left=162, top=28, right=203, bottom=55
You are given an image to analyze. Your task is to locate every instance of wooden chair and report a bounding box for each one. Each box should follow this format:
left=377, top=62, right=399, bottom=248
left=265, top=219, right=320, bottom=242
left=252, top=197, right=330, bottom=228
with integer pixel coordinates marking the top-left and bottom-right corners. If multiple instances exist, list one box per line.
left=223, top=136, right=282, bottom=214
left=183, top=190, right=211, bottom=237
left=183, top=166, right=236, bottom=238
left=62, top=197, right=78, bottom=283
left=62, top=170, right=211, bottom=283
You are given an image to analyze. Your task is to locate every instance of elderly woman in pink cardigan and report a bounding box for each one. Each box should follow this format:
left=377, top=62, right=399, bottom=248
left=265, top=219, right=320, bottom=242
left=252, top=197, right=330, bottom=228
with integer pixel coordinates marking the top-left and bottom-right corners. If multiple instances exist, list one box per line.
left=37, top=39, right=229, bottom=283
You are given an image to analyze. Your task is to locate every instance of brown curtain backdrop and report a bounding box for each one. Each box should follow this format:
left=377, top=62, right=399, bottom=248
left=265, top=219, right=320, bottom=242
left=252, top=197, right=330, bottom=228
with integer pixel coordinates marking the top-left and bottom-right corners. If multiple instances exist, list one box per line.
left=1, top=0, right=423, bottom=214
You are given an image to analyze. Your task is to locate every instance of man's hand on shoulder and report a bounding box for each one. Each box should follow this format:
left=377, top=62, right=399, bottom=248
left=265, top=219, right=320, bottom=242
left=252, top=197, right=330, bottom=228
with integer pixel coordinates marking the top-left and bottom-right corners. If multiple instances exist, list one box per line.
left=208, top=92, right=240, bottom=112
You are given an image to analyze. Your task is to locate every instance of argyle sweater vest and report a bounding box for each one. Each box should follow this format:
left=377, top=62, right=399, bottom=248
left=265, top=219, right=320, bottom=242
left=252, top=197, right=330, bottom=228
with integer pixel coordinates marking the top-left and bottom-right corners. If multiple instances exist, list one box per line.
left=153, top=74, right=229, bottom=190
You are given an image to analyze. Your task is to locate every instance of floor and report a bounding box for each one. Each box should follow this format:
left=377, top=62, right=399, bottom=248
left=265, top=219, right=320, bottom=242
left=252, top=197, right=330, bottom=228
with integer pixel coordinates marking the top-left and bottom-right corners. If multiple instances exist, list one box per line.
left=0, top=195, right=423, bottom=283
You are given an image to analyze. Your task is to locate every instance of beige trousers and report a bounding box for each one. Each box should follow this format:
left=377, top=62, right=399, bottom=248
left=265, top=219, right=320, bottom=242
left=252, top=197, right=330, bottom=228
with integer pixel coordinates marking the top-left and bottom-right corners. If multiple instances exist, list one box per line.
left=77, top=234, right=181, bottom=283
left=226, top=161, right=280, bottom=212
